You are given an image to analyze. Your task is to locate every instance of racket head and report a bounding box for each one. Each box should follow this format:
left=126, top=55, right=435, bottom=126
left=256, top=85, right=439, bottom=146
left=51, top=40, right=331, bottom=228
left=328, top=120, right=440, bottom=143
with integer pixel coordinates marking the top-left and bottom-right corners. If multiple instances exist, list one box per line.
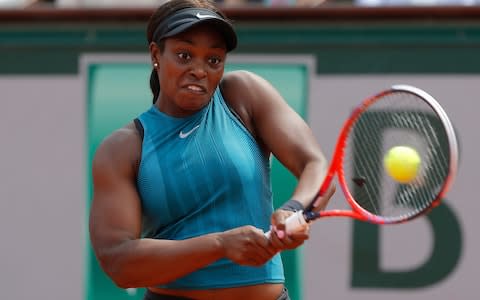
left=322, top=85, right=458, bottom=224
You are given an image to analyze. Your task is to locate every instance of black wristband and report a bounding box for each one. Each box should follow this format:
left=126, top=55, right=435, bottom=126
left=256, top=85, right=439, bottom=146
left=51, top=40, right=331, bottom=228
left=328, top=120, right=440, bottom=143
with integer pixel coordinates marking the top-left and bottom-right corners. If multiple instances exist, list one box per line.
left=279, top=199, right=305, bottom=212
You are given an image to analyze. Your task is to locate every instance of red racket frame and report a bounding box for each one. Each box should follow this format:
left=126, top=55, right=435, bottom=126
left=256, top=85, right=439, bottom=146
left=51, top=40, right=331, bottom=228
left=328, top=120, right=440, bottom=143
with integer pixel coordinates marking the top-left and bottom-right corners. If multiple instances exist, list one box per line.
left=310, top=85, right=457, bottom=225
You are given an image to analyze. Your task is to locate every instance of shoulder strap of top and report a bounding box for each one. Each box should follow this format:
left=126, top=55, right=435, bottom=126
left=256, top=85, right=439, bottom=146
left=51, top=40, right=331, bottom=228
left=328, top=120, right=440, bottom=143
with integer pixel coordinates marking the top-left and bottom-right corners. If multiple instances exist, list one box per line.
left=133, top=118, right=144, bottom=140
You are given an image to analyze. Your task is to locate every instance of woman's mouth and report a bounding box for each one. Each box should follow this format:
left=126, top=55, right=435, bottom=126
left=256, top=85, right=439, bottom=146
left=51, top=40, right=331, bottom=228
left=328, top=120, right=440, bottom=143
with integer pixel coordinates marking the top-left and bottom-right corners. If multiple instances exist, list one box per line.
left=185, top=84, right=206, bottom=94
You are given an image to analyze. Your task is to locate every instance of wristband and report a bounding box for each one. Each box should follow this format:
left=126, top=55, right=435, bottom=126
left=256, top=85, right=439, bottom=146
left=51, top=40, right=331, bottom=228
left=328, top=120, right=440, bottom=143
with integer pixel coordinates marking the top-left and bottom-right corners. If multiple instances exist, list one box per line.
left=279, top=199, right=304, bottom=212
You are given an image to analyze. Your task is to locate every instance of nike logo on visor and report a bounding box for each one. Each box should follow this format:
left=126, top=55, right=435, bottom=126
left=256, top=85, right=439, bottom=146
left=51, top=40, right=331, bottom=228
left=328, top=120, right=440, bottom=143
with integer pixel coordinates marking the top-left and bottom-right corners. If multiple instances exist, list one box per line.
left=196, top=12, right=215, bottom=19
left=179, top=125, right=200, bottom=139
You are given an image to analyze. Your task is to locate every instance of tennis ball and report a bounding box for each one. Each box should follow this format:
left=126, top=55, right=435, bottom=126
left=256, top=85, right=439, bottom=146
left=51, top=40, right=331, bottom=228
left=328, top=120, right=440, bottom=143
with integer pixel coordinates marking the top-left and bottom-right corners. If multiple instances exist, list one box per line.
left=383, top=146, right=421, bottom=183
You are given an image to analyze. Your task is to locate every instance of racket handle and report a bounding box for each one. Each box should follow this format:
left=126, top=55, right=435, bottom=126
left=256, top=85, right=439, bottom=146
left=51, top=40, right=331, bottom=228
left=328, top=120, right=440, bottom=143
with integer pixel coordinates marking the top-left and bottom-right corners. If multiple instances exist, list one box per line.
left=264, top=211, right=308, bottom=239
left=285, top=210, right=308, bottom=233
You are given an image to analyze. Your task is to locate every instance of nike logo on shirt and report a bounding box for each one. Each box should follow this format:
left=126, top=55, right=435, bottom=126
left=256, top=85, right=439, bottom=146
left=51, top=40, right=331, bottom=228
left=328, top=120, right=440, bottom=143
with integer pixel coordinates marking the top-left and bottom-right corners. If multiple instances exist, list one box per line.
left=179, top=125, right=200, bottom=139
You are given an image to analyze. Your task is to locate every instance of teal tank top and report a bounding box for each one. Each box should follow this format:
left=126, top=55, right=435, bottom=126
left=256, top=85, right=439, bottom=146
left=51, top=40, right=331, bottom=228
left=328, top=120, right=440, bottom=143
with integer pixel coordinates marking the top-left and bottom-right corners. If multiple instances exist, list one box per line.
left=136, top=87, right=284, bottom=289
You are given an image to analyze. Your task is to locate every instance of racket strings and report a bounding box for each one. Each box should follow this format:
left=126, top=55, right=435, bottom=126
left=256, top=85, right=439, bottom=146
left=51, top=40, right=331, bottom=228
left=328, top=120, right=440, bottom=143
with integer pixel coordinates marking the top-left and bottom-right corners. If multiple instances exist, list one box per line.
left=350, top=111, right=384, bottom=215
left=343, top=91, right=451, bottom=222
left=410, top=111, right=450, bottom=198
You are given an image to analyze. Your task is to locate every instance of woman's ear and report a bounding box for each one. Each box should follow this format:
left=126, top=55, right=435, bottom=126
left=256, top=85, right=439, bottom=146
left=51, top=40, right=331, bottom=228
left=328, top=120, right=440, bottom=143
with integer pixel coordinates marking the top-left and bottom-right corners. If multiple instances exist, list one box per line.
left=149, top=42, right=161, bottom=67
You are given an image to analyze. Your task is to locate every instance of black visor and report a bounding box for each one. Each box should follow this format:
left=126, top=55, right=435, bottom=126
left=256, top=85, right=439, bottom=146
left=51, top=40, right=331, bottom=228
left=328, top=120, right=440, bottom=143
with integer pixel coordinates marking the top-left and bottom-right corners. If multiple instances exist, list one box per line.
left=153, top=8, right=237, bottom=52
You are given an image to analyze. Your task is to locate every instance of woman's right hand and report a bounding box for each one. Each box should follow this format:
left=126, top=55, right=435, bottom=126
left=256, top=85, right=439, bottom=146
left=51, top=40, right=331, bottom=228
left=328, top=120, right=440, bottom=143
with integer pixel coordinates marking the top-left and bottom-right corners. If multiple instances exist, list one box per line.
left=218, top=225, right=278, bottom=266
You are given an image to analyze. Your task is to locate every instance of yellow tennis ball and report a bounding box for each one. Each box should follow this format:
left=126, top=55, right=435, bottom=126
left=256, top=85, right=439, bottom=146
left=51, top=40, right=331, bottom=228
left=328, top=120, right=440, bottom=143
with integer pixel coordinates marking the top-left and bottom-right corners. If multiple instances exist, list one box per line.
left=384, top=146, right=421, bottom=183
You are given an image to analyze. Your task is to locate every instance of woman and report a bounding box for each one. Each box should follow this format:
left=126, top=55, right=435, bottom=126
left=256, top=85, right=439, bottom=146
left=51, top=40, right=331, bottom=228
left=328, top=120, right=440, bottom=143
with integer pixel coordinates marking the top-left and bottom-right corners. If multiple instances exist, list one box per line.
left=89, top=0, right=334, bottom=299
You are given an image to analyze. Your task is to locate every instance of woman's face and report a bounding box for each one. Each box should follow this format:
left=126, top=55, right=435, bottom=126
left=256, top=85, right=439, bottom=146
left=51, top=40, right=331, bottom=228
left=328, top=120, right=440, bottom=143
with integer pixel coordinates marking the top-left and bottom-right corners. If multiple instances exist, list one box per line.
left=153, top=24, right=227, bottom=117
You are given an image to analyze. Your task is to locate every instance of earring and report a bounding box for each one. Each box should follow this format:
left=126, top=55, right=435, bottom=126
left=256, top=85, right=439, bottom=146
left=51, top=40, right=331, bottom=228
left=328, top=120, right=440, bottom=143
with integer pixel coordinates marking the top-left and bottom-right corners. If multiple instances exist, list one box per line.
left=153, top=62, right=158, bottom=68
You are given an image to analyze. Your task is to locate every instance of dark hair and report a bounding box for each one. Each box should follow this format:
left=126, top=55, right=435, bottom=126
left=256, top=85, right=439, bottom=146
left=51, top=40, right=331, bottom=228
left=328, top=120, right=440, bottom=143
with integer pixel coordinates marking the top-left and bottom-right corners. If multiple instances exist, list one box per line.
left=146, top=0, right=227, bottom=104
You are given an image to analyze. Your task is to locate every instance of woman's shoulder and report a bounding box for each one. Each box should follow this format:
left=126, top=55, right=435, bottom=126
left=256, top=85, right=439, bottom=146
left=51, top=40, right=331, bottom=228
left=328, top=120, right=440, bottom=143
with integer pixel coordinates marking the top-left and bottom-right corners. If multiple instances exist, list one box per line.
left=220, top=70, right=267, bottom=109
left=93, top=122, right=142, bottom=175
left=219, top=70, right=277, bottom=142
left=219, top=71, right=258, bottom=133
left=221, top=70, right=262, bottom=88
left=99, top=122, right=140, bottom=150
left=221, top=70, right=275, bottom=101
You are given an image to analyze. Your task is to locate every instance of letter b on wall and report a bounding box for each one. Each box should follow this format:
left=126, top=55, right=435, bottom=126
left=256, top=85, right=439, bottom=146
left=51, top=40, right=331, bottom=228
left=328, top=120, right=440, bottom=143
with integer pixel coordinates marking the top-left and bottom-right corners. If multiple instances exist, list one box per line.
left=349, top=110, right=462, bottom=288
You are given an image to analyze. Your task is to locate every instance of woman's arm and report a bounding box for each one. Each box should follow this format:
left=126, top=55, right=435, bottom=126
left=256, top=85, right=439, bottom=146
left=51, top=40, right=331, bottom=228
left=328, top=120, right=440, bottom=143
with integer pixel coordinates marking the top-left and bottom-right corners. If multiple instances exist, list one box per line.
left=221, top=71, right=334, bottom=246
left=222, top=70, right=330, bottom=208
left=89, top=124, right=276, bottom=288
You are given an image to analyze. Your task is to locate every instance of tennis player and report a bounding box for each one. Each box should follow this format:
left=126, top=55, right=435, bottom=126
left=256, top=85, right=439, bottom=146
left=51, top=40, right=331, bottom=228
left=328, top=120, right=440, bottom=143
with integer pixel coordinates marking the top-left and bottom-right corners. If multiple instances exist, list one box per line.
left=89, top=0, right=334, bottom=299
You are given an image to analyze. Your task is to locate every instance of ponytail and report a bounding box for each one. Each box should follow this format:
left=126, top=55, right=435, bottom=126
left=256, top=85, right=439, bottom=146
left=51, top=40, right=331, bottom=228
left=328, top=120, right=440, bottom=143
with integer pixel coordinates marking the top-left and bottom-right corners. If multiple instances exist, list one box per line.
left=149, top=68, right=160, bottom=104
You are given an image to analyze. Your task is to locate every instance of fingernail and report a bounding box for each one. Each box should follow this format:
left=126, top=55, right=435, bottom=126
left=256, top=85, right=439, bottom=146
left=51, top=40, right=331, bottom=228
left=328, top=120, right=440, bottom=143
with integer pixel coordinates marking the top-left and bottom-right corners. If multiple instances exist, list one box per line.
left=277, top=230, right=285, bottom=239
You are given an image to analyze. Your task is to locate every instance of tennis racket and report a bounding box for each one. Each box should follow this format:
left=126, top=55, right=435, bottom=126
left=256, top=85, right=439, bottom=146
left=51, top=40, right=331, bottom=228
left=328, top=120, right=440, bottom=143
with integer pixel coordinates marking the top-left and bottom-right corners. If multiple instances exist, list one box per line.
left=268, top=84, right=458, bottom=236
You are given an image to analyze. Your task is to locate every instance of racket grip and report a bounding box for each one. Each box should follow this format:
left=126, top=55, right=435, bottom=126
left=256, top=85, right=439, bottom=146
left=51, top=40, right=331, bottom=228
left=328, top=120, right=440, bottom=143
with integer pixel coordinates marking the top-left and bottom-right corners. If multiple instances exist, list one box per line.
left=264, top=211, right=308, bottom=239
left=284, top=210, right=308, bottom=234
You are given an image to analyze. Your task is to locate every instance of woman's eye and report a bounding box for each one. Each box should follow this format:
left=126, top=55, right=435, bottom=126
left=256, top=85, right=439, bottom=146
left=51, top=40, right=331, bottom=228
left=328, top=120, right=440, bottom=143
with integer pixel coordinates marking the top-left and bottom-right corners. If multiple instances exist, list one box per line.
left=177, top=52, right=191, bottom=61
left=209, top=57, right=222, bottom=65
